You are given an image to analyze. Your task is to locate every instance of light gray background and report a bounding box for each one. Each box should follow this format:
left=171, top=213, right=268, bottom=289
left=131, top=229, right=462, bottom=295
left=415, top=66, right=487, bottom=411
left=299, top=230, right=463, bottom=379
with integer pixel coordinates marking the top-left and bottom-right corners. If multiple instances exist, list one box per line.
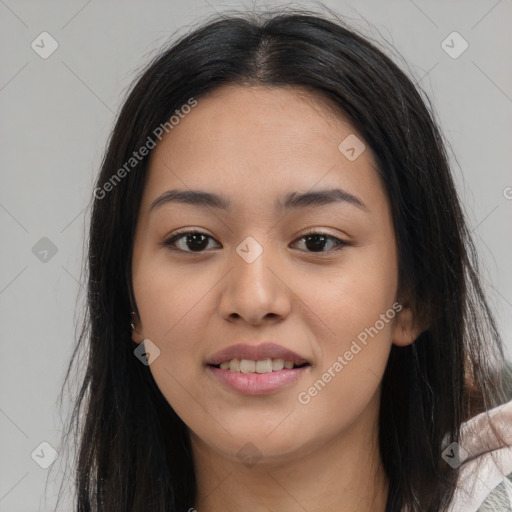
left=1, top=0, right=511, bottom=510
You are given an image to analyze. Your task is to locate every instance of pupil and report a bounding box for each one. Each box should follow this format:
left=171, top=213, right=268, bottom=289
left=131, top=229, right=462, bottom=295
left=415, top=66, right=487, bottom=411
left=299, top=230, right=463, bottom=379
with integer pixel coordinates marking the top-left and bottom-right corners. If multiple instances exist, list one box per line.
left=306, top=234, right=326, bottom=252
left=187, top=233, right=208, bottom=251
left=184, top=234, right=328, bottom=252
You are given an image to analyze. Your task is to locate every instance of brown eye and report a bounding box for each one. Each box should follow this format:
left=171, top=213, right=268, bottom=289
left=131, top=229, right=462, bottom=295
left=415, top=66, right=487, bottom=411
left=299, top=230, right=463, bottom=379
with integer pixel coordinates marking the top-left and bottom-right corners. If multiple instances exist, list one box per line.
left=291, top=232, right=346, bottom=253
left=163, top=230, right=346, bottom=254
left=163, top=231, right=220, bottom=253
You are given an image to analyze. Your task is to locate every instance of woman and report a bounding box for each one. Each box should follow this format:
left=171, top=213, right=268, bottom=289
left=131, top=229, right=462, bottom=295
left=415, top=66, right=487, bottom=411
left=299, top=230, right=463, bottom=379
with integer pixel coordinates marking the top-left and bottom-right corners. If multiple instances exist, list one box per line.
left=57, top=8, right=512, bottom=512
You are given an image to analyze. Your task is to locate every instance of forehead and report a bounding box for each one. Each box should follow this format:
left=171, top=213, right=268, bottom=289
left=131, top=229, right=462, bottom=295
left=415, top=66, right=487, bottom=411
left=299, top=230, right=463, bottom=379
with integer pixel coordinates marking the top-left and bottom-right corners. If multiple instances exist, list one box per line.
left=154, top=84, right=357, bottom=151
left=142, top=84, right=384, bottom=213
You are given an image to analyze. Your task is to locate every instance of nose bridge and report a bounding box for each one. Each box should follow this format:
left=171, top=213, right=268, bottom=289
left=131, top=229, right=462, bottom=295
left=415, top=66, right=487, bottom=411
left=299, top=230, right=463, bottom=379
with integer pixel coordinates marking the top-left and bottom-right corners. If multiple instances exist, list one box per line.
left=219, top=234, right=290, bottom=323
left=233, top=234, right=275, bottom=299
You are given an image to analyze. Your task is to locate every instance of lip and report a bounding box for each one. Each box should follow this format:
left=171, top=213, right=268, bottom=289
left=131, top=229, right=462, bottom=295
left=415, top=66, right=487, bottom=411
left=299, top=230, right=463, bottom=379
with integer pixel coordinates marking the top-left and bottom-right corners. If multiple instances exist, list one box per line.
left=207, top=364, right=310, bottom=395
left=206, top=342, right=310, bottom=366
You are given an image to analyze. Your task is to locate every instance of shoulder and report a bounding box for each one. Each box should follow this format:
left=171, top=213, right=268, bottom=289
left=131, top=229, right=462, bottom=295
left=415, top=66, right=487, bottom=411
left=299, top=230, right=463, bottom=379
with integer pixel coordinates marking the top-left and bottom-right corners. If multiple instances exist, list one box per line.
left=476, top=473, right=512, bottom=511
left=445, top=399, right=512, bottom=512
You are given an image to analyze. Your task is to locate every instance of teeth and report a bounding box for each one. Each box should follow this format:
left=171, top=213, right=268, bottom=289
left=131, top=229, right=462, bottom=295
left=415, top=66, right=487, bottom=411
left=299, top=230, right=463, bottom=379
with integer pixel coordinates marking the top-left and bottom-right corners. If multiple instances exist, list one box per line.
left=272, top=358, right=284, bottom=371
left=240, top=359, right=256, bottom=373
left=255, top=359, right=272, bottom=373
left=216, top=358, right=304, bottom=372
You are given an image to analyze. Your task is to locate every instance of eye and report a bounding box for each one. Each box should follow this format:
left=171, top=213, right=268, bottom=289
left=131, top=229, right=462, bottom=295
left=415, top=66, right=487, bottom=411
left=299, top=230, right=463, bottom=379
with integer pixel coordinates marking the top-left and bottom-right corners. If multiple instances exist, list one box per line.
left=163, top=230, right=221, bottom=253
left=162, top=230, right=347, bottom=254
left=291, top=231, right=347, bottom=253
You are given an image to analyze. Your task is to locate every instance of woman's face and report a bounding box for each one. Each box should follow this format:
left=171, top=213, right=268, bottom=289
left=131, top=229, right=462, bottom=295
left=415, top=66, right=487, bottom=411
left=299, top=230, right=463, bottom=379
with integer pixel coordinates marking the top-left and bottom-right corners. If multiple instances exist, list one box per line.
left=131, top=84, right=418, bottom=466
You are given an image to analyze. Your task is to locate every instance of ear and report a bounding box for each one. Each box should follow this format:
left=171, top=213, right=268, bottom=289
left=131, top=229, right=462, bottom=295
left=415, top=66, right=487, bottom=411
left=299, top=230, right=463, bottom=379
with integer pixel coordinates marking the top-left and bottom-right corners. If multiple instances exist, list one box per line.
left=131, top=311, right=145, bottom=344
left=391, top=295, right=426, bottom=347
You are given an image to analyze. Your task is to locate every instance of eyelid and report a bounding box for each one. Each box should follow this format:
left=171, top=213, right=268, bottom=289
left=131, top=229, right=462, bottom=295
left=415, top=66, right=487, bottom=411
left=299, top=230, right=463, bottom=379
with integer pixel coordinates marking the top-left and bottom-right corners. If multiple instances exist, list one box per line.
left=291, top=230, right=347, bottom=252
left=295, top=227, right=346, bottom=240
left=162, top=228, right=349, bottom=254
left=163, top=229, right=220, bottom=252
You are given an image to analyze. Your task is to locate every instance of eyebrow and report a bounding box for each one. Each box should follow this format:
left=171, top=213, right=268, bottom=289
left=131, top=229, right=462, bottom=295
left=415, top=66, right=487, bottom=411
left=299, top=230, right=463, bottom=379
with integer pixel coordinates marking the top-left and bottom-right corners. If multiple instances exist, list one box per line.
left=149, top=188, right=368, bottom=213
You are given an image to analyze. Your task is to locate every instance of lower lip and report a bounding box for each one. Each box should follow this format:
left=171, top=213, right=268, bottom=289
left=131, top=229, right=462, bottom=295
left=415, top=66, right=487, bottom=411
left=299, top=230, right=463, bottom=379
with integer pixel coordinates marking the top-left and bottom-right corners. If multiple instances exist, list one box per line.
left=207, top=365, right=310, bottom=395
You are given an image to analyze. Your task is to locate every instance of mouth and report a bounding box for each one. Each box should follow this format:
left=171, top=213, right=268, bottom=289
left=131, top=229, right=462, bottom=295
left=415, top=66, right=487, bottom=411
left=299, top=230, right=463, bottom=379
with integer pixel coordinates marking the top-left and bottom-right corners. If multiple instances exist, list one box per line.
left=208, top=359, right=311, bottom=373
left=206, top=362, right=311, bottom=395
left=205, top=342, right=312, bottom=394
left=205, top=342, right=312, bottom=395
left=206, top=341, right=311, bottom=369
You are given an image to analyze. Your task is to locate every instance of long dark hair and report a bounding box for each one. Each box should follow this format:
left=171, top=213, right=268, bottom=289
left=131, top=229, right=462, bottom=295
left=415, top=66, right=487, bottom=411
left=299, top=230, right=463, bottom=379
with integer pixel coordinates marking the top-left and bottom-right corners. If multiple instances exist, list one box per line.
left=55, top=7, right=511, bottom=511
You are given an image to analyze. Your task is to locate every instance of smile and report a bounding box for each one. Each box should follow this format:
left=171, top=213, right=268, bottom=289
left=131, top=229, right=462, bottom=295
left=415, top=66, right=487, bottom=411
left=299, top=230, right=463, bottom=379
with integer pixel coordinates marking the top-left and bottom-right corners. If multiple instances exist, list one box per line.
left=207, top=361, right=311, bottom=395
left=212, top=358, right=310, bottom=373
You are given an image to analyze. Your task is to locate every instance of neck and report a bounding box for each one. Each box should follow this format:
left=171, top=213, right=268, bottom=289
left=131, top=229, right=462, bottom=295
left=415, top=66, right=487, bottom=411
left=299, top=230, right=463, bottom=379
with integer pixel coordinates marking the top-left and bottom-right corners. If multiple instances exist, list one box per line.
left=190, top=392, right=389, bottom=512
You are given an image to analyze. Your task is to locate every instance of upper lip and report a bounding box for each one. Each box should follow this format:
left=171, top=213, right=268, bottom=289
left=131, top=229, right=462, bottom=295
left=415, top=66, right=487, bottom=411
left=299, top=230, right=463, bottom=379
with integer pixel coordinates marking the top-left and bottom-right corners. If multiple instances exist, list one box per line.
left=206, top=342, right=310, bottom=366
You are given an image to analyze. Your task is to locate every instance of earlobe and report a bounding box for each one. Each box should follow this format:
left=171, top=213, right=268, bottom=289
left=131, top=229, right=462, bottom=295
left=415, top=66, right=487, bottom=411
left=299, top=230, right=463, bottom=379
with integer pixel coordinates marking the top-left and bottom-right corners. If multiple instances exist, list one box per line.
left=130, top=311, right=144, bottom=344
left=392, top=304, right=424, bottom=347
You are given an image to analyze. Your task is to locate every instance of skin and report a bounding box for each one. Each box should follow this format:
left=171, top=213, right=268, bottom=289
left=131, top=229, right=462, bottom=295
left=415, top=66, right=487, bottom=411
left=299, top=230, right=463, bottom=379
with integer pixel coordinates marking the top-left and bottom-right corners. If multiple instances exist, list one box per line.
left=131, top=84, right=422, bottom=512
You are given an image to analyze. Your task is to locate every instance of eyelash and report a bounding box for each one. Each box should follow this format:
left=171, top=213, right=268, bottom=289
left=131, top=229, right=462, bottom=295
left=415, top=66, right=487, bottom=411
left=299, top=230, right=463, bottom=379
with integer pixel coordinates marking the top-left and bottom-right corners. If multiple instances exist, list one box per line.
left=162, top=229, right=347, bottom=254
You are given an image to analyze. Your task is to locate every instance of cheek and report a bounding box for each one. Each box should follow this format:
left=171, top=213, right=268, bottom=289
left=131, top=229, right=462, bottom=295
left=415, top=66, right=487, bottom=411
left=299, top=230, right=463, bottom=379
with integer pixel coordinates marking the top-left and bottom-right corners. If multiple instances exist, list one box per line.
left=133, top=250, right=212, bottom=342
left=296, top=239, right=397, bottom=411
left=132, top=253, right=217, bottom=410
left=133, top=281, right=209, bottom=430
left=312, top=239, right=398, bottom=349
left=294, top=279, right=395, bottom=444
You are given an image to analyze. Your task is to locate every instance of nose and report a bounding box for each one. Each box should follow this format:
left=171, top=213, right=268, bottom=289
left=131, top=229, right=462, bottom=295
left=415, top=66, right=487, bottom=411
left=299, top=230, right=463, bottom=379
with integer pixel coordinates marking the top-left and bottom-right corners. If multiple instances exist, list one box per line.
left=218, top=240, right=292, bottom=326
